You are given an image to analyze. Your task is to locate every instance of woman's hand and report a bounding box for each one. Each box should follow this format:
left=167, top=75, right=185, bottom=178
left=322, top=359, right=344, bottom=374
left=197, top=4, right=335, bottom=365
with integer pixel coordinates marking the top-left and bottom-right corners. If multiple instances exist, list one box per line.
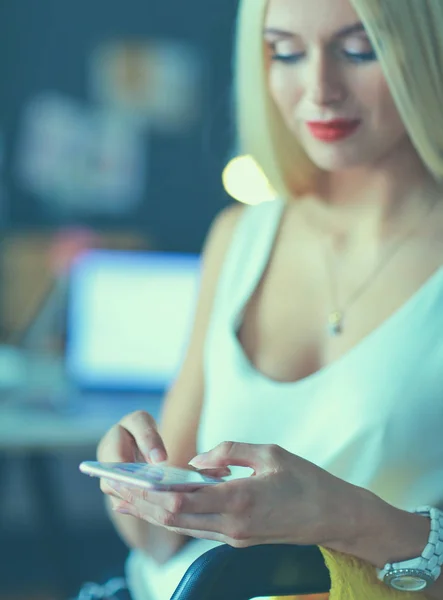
left=110, top=441, right=371, bottom=549
left=96, top=412, right=230, bottom=517
left=97, top=410, right=168, bottom=509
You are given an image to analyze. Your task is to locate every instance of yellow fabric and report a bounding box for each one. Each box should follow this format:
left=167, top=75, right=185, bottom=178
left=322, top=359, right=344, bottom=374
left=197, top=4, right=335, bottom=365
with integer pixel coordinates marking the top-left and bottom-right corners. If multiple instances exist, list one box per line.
left=272, top=546, right=430, bottom=600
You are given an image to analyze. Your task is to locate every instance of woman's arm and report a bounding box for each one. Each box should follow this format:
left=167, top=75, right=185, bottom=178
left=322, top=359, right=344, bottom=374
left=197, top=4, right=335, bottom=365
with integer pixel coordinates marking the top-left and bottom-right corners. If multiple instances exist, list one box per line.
left=326, top=488, right=443, bottom=600
left=103, top=203, right=245, bottom=561
left=110, top=435, right=443, bottom=597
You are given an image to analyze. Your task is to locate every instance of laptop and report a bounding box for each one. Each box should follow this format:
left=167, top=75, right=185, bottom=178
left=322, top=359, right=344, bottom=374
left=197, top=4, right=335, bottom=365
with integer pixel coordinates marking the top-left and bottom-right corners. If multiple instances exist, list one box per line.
left=65, top=249, right=201, bottom=398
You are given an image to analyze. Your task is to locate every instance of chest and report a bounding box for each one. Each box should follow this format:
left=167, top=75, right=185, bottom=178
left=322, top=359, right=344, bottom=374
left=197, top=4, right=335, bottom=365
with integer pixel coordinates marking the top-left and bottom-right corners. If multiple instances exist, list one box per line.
left=237, top=235, right=443, bottom=384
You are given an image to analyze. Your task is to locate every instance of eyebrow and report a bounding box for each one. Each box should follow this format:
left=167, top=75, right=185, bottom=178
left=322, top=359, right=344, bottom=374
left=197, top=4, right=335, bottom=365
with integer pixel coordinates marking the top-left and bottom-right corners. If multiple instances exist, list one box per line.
left=263, top=22, right=366, bottom=40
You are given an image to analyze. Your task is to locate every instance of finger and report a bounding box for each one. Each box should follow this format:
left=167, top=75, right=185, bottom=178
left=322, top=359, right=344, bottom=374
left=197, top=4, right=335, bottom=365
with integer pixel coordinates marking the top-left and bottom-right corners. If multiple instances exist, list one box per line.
left=193, top=466, right=232, bottom=478
left=165, top=527, right=227, bottom=544
left=114, top=494, right=225, bottom=533
left=112, top=497, right=257, bottom=548
left=109, top=496, right=125, bottom=511
left=158, top=512, right=223, bottom=532
left=100, top=478, right=124, bottom=499
left=97, top=424, right=140, bottom=463
left=189, top=442, right=272, bottom=472
left=111, top=499, right=166, bottom=526
left=111, top=496, right=196, bottom=532
left=114, top=481, right=239, bottom=515
left=111, top=500, right=228, bottom=544
left=120, top=411, right=167, bottom=463
left=164, top=527, right=258, bottom=548
left=112, top=500, right=141, bottom=517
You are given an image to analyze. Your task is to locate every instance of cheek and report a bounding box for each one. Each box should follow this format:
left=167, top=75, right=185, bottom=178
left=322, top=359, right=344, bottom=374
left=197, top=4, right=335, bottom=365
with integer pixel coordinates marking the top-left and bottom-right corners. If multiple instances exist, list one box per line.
left=380, top=86, right=407, bottom=137
left=357, top=75, right=406, bottom=137
left=269, top=66, right=300, bottom=119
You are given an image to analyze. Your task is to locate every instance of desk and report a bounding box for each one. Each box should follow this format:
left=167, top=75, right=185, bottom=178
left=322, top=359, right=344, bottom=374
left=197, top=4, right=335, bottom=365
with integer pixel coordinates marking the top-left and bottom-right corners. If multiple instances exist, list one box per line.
left=0, top=394, right=163, bottom=595
left=0, top=394, right=162, bottom=451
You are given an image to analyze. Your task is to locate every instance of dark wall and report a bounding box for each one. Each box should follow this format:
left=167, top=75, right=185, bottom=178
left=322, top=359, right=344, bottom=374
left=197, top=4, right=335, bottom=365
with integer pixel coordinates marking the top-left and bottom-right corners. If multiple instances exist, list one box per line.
left=0, top=0, right=239, bottom=252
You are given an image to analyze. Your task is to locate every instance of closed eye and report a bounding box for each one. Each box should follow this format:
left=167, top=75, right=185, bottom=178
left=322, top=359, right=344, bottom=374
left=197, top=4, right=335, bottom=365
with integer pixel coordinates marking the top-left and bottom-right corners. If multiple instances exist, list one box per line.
left=270, top=49, right=377, bottom=65
left=342, top=49, right=377, bottom=63
left=271, top=52, right=304, bottom=64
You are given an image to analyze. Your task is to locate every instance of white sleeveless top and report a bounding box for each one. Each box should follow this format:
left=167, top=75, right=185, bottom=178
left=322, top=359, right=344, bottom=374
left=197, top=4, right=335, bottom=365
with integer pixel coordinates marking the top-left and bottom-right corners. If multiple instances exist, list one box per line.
left=126, top=199, right=443, bottom=600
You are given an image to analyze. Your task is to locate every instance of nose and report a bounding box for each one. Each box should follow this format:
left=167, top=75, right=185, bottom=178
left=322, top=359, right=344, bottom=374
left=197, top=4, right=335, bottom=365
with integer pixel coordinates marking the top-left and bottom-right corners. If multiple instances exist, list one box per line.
left=304, top=50, right=345, bottom=107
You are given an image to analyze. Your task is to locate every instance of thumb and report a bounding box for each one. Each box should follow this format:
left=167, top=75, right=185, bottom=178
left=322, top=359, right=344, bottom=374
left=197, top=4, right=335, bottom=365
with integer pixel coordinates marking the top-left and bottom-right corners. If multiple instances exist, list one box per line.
left=189, top=442, right=267, bottom=473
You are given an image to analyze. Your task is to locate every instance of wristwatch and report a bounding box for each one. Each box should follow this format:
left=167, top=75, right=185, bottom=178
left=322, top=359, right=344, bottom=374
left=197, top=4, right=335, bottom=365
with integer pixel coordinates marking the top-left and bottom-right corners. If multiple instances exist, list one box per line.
left=377, top=506, right=443, bottom=592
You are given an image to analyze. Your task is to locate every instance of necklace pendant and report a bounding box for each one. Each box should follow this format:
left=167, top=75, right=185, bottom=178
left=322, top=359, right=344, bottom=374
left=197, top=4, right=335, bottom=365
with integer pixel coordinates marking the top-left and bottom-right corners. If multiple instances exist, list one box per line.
left=328, top=311, right=343, bottom=336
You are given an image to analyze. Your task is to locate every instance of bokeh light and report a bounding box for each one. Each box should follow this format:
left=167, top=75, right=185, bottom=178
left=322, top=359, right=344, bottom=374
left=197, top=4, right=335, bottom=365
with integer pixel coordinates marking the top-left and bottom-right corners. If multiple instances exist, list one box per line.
left=222, top=155, right=276, bottom=205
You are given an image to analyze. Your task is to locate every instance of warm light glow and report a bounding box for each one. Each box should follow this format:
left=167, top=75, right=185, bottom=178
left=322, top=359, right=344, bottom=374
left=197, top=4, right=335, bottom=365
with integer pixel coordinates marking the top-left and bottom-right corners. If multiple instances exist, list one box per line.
left=222, top=155, right=276, bottom=205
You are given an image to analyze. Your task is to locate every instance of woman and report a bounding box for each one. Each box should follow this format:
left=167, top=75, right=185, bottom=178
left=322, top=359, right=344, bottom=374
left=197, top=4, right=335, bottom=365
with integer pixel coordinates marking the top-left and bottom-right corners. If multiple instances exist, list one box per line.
left=96, top=0, right=443, bottom=598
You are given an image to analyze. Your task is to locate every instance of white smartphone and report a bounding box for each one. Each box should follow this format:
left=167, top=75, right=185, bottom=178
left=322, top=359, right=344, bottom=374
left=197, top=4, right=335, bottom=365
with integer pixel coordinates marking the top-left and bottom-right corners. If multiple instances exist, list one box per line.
left=79, top=461, right=227, bottom=491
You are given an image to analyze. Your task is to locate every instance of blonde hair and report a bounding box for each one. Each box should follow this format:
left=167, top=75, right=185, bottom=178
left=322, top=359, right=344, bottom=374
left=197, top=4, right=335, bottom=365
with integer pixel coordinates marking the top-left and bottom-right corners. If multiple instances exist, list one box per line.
left=234, top=0, right=443, bottom=201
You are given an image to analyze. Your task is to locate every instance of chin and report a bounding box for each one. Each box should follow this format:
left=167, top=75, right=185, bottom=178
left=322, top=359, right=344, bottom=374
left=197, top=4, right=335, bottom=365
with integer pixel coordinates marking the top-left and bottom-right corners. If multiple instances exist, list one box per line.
left=305, top=148, right=367, bottom=172
left=310, top=155, right=366, bottom=173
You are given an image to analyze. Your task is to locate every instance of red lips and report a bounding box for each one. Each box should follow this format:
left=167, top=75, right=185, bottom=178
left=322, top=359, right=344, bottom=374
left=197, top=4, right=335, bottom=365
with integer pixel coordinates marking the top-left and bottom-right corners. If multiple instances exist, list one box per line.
left=306, top=119, right=361, bottom=142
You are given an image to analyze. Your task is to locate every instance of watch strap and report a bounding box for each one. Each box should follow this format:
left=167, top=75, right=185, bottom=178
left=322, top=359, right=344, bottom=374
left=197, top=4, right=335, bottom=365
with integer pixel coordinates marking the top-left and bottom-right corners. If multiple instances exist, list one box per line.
left=377, top=506, right=443, bottom=587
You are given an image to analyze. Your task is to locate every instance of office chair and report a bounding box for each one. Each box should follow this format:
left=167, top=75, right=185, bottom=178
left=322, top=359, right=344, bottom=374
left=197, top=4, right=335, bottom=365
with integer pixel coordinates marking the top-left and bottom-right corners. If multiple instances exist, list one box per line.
left=170, top=543, right=331, bottom=600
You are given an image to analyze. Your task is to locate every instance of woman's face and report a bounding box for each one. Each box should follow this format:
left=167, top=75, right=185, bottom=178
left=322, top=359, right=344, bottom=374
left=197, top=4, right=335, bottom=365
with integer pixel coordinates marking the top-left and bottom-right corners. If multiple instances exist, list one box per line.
left=264, top=0, right=410, bottom=171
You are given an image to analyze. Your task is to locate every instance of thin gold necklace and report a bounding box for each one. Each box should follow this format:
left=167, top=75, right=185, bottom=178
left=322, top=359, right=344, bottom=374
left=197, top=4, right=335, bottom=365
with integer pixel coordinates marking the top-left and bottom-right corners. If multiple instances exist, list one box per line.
left=325, top=194, right=439, bottom=337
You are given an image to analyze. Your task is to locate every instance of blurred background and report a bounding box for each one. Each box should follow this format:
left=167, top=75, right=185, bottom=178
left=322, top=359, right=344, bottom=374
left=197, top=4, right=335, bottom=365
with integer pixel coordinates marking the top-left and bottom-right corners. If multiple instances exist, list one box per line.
left=0, top=0, right=248, bottom=598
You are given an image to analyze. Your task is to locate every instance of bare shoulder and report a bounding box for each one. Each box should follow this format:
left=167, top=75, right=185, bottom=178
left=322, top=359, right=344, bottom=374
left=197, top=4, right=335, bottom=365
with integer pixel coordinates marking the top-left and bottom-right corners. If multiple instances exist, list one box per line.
left=205, top=202, right=246, bottom=251
left=197, top=202, right=246, bottom=289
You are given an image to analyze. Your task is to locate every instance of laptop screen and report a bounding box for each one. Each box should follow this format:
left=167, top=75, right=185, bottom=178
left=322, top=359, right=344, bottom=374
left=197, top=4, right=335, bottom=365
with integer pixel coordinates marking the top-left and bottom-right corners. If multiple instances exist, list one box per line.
left=66, top=249, right=201, bottom=392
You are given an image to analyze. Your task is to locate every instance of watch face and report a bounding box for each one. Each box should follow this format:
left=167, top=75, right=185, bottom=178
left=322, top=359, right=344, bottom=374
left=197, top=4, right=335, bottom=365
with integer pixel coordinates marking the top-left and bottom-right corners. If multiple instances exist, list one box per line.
left=384, top=570, right=434, bottom=592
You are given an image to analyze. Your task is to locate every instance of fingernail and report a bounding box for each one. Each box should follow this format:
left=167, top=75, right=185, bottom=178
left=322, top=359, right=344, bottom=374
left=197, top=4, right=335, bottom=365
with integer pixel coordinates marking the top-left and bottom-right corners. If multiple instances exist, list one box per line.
left=199, top=467, right=231, bottom=477
left=140, top=444, right=152, bottom=460
left=149, top=448, right=166, bottom=464
left=188, top=453, right=207, bottom=467
left=112, top=505, right=130, bottom=515
left=105, top=479, right=123, bottom=492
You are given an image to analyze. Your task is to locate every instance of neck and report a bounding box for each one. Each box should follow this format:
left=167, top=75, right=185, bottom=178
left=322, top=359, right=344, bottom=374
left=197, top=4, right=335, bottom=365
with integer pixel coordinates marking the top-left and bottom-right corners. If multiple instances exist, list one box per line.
left=309, top=144, right=440, bottom=241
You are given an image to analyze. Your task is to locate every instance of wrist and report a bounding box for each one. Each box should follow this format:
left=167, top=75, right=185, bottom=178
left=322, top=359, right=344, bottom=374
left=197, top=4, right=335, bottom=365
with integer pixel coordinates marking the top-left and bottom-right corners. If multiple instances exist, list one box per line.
left=324, top=486, right=430, bottom=569
left=377, top=506, right=431, bottom=568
